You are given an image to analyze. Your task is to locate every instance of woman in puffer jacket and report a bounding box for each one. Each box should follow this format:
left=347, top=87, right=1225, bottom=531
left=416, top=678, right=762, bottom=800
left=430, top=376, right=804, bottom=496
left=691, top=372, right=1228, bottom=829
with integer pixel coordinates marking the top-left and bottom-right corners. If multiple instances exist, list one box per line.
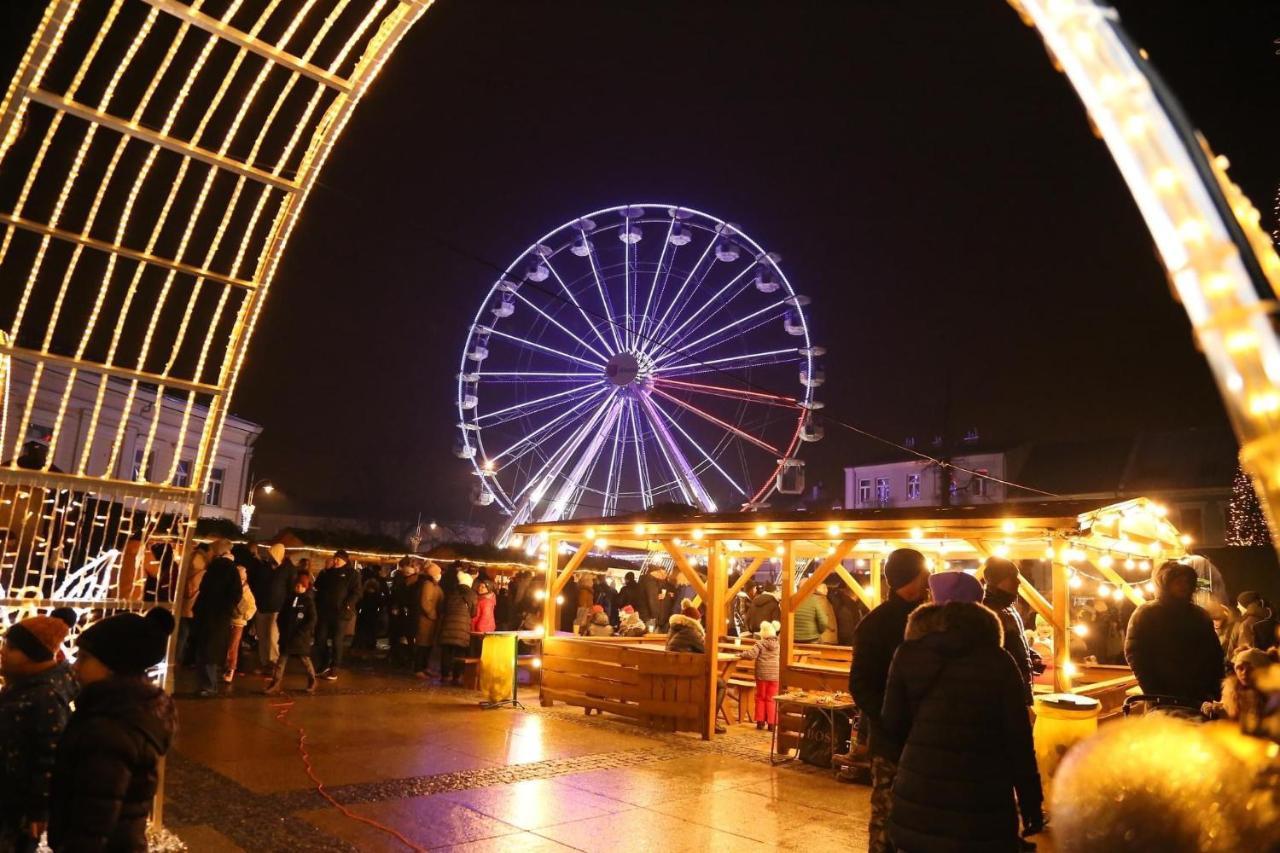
left=883, top=601, right=1043, bottom=852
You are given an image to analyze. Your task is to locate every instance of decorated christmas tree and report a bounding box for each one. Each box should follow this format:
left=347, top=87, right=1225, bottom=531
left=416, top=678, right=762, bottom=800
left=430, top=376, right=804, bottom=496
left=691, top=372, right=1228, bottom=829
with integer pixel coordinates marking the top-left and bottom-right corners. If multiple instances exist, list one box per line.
left=1227, top=464, right=1272, bottom=546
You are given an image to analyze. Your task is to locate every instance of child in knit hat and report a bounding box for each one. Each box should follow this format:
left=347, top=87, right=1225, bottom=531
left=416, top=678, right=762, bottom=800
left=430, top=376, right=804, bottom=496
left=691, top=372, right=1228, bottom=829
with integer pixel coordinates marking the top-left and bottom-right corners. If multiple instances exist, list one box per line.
left=46, top=608, right=177, bottom=853
left=739, top=620, right=781, bottom=731
left=0, top=608, right=79, bottom=850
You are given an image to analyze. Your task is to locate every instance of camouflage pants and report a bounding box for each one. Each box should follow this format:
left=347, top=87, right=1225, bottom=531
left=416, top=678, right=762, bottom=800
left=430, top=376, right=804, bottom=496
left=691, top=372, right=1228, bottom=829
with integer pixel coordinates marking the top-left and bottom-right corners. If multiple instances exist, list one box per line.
left=868, top=755, right=898, bottom=853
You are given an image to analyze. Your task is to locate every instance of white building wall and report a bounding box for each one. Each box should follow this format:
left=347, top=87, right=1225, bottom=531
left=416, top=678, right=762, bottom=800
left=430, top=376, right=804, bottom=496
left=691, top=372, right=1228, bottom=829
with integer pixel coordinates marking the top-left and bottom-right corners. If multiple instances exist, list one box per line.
left=844, top=451, right=1007, bottom=509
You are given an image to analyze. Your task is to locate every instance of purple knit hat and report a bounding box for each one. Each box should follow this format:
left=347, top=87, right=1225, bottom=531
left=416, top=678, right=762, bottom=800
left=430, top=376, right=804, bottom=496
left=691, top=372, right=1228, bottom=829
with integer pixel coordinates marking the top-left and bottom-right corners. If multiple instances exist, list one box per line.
left=928, top=570, right=983, bottom=604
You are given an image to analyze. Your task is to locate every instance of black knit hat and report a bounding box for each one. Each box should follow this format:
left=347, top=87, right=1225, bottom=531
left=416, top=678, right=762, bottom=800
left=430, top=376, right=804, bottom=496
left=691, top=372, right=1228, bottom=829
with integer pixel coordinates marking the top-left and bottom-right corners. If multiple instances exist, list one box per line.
left=76, top=608, right=175, bottom=676
left=884, top=549, right=927, bottom=590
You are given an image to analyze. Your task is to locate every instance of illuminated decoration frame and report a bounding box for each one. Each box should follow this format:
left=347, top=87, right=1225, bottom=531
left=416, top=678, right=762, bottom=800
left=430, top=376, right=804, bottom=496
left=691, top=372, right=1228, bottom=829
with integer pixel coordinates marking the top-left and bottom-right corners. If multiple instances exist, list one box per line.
left=0, top=0, right=1273, bottom=781
left=459, top=204, right=820, bottom=545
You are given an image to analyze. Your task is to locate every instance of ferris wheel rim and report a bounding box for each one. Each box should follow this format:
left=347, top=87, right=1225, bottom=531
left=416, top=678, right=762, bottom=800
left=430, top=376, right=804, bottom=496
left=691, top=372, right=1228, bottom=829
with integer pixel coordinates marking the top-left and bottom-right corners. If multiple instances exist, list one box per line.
left=456, top=203, right=818, bottom=519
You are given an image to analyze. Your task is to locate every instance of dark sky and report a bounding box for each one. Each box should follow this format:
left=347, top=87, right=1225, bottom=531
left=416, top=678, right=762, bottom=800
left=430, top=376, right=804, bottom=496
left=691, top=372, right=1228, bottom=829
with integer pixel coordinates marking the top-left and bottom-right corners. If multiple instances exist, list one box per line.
left=4, top=1, right=1277, bottom=524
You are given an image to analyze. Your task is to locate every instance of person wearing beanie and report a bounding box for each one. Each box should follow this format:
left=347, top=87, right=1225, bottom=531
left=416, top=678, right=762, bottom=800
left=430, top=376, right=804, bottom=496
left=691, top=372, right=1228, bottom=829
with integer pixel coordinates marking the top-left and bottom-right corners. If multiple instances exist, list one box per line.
left=250, top=542, right=295, bottom=672
left=980, top=558, right=1037, bottom=707
left=845, top=548, right=929, bottom=852
left=665, top=598, right=727, bottom=734
left=266, top=571, right=319, bottom=695
left=617, top=605, right=647, bottom=637
left=1124, top=560, right=1224, bottom=708
left=48, top=608, right=177, bottom=852
left=739, top=620, right=781, bottom=730
left=0, top=610, right=79, bottom=849
left=882, top=600, right=1041, bottom=852
left=1202, top=646, right=1279, bottom=721
left=1231, top=590, right=1277, bottom=652
left=438, top=569, right=478, bottom=686
left=311, top=550, right=362, bottom=682
left=928, top=570, right=983, bottom=605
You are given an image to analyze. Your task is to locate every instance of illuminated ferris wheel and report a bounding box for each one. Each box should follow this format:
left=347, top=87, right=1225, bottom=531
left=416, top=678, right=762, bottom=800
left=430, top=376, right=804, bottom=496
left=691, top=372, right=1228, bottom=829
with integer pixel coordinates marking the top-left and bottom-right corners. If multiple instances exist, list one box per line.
left=457, top=204, right=824, bottom=541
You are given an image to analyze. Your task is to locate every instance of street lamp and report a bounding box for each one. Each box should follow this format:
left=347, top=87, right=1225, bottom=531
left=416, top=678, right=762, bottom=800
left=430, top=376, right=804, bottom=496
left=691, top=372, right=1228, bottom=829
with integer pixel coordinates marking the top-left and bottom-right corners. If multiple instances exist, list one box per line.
left=240, top=478, right=274, bottom=533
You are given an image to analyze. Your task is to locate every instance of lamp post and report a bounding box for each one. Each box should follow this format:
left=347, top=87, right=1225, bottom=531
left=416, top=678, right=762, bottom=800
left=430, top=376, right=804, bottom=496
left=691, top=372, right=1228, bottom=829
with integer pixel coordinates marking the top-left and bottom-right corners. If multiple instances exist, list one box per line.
left=240, top=478, right=274, bottom=533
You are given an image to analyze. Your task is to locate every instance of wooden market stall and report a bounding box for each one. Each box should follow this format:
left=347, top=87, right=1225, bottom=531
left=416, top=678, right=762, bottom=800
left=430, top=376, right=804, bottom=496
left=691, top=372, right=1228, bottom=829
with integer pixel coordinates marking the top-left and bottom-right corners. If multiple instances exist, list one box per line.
left=517, top=497, right=1189, bottom=739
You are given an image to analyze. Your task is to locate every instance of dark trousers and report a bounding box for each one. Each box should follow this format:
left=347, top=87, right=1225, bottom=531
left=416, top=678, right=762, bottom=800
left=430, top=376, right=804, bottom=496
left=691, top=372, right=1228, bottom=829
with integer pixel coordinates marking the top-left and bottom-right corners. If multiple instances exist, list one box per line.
left=312, top=612, right=346, bottom=672
left=198, top=663, right=220, bottom=692
left=272, top=653, right=316, bottom=686
left=440, top=644, right=467, bottom=682
left=413, top=643, right=434, bottom=673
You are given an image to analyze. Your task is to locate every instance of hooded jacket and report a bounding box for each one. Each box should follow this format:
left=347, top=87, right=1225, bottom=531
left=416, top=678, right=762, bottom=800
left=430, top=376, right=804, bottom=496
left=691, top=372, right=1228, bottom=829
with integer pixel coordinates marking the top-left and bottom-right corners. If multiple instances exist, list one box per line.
left=883, top=602, right=1041, bottom=853
left=582, top=611, right=615, bottom=637
left=1124, top=564, right=1223, bottom=706
left=0, top=662, right=78, bottom=827
left=665, top=614, right=706, bottom=654
left=48, top=677, right=177, bottom=852
left=746, top=590, right=782, bottom=633
left=439, top=585, right=477, bottom=648
left=471, top=591, right=497, bottom=634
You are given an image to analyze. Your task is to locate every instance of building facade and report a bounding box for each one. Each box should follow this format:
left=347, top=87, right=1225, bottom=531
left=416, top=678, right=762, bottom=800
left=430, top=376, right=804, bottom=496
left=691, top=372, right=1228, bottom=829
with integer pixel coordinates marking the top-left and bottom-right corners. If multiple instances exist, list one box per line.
left=844, top=450, right=1011, bottom=510
left=3, top=360, right=261, bottom=523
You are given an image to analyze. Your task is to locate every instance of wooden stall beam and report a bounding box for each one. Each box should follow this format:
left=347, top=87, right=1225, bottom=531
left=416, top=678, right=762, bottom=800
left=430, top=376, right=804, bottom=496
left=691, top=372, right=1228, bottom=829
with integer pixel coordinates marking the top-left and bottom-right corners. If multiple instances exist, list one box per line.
left=727, top=556, right=765, bottom=600
left=792, top=539, right=856, bottom=605
left=834, top=565, right=878, bottom=611
left=704, top=543, right=725, bottom=740
left=1094, top=562, right=1147, bottom=608
left=1052, top=555, right=1073, bottom=692
left=779, top=541, right=795, bottom=679
left=552, top=541, right=591, bottom=594
left=662, top=540, right=709, bottom=602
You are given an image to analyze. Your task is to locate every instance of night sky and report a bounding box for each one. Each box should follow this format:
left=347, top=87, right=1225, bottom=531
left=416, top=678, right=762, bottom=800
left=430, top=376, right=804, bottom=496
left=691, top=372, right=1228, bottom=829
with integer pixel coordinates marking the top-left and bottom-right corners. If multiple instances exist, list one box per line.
left=3, top=1, right=1277, bottom=524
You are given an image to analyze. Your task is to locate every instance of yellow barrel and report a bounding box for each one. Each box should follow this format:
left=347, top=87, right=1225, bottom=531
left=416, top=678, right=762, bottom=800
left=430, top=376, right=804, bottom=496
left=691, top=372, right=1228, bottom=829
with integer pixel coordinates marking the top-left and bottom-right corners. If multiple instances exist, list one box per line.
left=1032, top=693, right=1100, bottom=799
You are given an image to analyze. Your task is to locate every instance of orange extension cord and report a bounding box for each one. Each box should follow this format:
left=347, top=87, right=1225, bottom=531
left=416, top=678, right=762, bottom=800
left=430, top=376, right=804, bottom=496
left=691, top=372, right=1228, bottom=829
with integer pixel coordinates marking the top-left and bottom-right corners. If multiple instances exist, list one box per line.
left=269, top=697, right=427, bottom=852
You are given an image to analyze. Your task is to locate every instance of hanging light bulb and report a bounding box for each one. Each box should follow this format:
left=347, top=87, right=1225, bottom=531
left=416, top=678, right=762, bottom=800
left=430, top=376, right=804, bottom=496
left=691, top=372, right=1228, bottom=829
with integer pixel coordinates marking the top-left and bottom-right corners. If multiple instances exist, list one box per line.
left=1112, top=587, right=1125, bottom=602
left=755, top=523, right=768, bottom=537
left=1069, top=575, right=1083, bottom=590
left=1124, top=558, right=1136, bottom=571
left=691, top=528, right=705, bottom=541
left=1073, top=623, right=1088, bottom=637
left=1145, top=581, right=1156, bottom=594
left=910, top=528, right=924, bottom=540
left=1099, top=554, right=1114, bottom=569
left=1098, top=584, right=1112, bottom=597
left=827, top=523, right=841, bottom=537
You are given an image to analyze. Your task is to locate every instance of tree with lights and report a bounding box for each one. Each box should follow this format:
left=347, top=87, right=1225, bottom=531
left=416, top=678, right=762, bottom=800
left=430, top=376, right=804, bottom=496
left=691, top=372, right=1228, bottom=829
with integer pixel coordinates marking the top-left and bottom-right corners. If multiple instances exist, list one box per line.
left=1227, top=464, right=1272, bottom=546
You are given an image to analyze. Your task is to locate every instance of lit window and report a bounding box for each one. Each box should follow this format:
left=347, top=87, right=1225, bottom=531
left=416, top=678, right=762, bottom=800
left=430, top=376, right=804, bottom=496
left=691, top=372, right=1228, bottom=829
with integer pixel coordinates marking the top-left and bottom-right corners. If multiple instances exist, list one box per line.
left=875, top=477, right=890, bottom=504
left=132, top=447, right=154, bottom=483
left=858, top=479, right=872, bottom=505
left=973, top=470, right=989, bottom=497
left=204, top=467, right=225, bottom=506
left=175, top=459, right=192, bottom=488
left=907, top=473, right=921, bottom=500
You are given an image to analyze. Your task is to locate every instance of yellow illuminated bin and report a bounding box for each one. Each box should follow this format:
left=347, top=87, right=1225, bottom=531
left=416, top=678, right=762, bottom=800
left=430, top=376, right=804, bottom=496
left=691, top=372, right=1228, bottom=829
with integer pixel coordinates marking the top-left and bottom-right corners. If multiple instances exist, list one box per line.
left=1033, top=693, right=1101, bottom=799
left=479, top=633, right=517, bottom=706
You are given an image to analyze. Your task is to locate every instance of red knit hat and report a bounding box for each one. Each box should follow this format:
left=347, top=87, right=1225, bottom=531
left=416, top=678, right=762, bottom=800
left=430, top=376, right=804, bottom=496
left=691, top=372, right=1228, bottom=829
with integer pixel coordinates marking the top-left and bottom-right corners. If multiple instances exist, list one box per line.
left=591, top=604, right=605, bottom=614
left=5, top=608, right=77, bottom=662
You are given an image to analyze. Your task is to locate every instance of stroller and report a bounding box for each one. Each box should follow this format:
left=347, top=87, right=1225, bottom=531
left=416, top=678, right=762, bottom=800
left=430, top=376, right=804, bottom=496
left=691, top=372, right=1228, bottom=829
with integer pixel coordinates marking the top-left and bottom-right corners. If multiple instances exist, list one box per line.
left=1121, top=693, right=1209, bottom=722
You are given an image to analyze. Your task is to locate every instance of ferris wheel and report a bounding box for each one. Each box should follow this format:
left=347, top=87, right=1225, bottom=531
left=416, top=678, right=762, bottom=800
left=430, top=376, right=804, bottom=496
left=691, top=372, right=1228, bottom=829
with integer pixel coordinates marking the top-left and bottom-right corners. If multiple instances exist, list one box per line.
left=457, top=204, right=824, bottom=542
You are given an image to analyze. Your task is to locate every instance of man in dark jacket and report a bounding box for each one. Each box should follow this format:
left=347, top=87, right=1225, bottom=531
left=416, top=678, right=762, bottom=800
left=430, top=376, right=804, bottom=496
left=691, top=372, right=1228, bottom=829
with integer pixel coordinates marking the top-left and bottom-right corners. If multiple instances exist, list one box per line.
left=0, top=610, right=79, bottom=850
left=982, top=557, right=1036, bottom=706
left=1125, top=560, right=1224, bottom=707
left=828, top=581, right=866, bottom=646
left=636, top=568, right=671, bottom=629
left=746, top=586, right=783, bottom=634
left=615, top=572, right=639, bottom=616
left=847, top=548, right=928, bottom=853
left=250, top=543, right=294, bottom=672
left=50, top=608, right=177, bottom=853
left=312, top=550, right=362, bottom=681
left=883, top=600, right=1042, bottom=852
left=192, top=540, right=242, bottom=697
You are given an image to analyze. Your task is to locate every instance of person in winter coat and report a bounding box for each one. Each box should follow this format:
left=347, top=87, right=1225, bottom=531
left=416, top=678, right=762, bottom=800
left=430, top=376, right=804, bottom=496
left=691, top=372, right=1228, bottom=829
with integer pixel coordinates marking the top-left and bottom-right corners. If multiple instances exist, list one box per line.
left=175, top=548, right=207, bottom=666
left=471, top=579, right=498, bottom=645
left=615, top=573, right=639, bottom=615
left=792, top=589, right=829, bottom=644
left=223, top=564, right=257, bottom=683
left=413, top=563, right=444, bottom=679
left=883, top=600, right=1043, bottom=852
left=815, top=584, right=840, bottom=644
left=730, top=581, right=757, bottom=636
left=666, top=600, right=727, bottom=734
left=250, top=543, right=294, bottom=671
left=636, top=568, right=671, bottom=630
left=0, top=609, right=79, bottom=850
left=1233, top=591, right=1277, bottom=651
left=746, top=586, right=783, bottom=633
left=558, top=575, right=579, bottom=634
left=579, top=605, right=615, bottom=637
left=1125, top=561, right=1224, bottom=708
left=311, top=550, right=362, bottom=681
left=739, top=620, right=781, bottom=730
left=438, top=573, right=478, bottom=686
left=192, top=540, right=242, bottom=697
left=574, top=574, right=595, bottom=626
left=1202, top=647, right=1277, bottom=721
left=267, top=571, right=319, bottom=694
left=847, top=549, right=929, bottom=853
left=354, top=563, right=391, bottom=652
left=1209, top=602, right=1238, bottom=656
left=617, top=605, right=647, bottom=637
left=388, top=561, right=420, bottom=667
left=981, top=557, right=1036, bottom=706
left=828, top=580, right=866, bottom=646
left=49, top=608, right=177, bottom=853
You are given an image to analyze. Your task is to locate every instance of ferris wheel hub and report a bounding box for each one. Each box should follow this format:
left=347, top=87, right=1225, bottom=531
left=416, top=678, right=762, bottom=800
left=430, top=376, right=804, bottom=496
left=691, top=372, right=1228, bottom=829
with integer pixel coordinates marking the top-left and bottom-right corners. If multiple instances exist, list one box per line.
left=604, top=351, right=653, bottom=387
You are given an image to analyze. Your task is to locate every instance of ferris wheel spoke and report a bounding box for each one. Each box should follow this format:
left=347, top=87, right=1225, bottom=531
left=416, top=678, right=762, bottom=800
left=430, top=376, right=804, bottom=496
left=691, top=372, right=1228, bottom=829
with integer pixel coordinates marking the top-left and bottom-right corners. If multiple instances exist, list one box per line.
left=655, top=347, right=804, bottom=378
left=601, top=404, right=628, bottom=516
left=514, top=392, right=618, bottom=505
left=652, top=377, right=799, bottom=408
left=626, top=399, right=653, bottom=508
left=536, top=397, right=625, bottom=522
left=509, top=288, right=612, bottom=362
left=634, top=217, right=675, bottom=347
left=646, top=236, right=717, bottom=354
left=479, top=371, right=600, bottom=382
left=583, top=237, right=625, bottom=352
left=650, top=386, right=781, bottom=456
left=477, top=381, right=602, bottom=423
left=486, top=328, right=605, bottom=370
left=647, top=394, right=748, bottom=496
left=636, top=392, right=716, bottom=511
left=490, top=387, right=609, bottom=465
left=652, top=263, right=757, bottom=355
left=542, top=256, right=616, bottom=355
left=651, top=298, right=788, bottom=367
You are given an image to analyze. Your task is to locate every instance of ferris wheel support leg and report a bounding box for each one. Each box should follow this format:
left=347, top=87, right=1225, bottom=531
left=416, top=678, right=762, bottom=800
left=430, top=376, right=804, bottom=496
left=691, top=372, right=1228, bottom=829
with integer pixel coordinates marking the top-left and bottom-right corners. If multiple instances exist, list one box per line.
left=637, top=392, right=717, bottom=513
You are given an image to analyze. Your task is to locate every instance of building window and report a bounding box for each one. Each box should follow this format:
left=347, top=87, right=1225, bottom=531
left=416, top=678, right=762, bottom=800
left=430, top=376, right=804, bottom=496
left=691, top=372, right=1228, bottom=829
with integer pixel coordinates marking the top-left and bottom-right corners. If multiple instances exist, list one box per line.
left=132, top=447, right=153, bottom=482
left=907, top=473, right=921, bottom=500
left=25, top=423, right=53, bottom=444
left=174, top=459, right=192, bottom=488
left=204, top=467, right=225, bottom=507
left=875, top=477, right=890, bottom=504
left=972, top=470, right=989, bottom=497
left=858, top=479, right=871, bottom=505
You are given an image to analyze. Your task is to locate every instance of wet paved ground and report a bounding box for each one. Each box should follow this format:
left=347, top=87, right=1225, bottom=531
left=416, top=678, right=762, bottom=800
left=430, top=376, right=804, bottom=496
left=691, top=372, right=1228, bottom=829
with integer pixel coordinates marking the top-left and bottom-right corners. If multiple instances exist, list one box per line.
left=164, top=659, right=874, bottom=852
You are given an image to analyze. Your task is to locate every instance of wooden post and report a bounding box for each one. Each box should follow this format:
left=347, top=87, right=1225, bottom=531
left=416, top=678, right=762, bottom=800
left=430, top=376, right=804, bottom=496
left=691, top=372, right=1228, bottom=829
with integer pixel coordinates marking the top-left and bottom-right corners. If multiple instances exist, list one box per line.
left=871, top=553, right=883, bottom=604
left=779, top=541, right=794, bottom=687
left=542, top=534, right=559, bottom=639
left=1052, top=550, right=1073, bottom=692
left=703, top=542, right=726, bottom=740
